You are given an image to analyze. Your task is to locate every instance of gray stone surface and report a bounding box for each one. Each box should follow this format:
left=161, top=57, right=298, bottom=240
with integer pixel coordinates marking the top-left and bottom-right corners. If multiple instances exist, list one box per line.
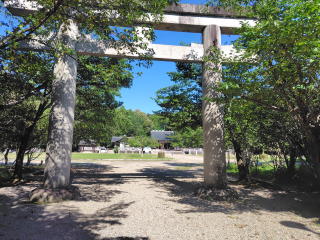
left=194, top=186, right=239, bottom=201
left=1, top=158, right=319, bottom=240
left=6, top=2, right=256, bottom=34
left=43, top=20, right=78, bottom=189
left=202, top=25, right=227, bottom=189
left=163, top=3, right=237, bottom=17
left=19, top=38, right=244, bottom=63
left=29, top=185, right=80, bottom=203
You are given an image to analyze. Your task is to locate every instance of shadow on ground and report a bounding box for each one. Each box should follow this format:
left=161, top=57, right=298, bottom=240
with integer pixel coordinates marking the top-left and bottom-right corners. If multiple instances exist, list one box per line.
left=0, top=163, right=149, bottom=240
left=138, top=165, right=320, bottom=236
left=1, top=162, right=319, bottom=239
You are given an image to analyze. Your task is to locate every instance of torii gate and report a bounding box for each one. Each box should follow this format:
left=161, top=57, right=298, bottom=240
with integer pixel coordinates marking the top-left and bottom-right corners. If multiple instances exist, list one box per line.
left=5, top=2, right=255, bottom=191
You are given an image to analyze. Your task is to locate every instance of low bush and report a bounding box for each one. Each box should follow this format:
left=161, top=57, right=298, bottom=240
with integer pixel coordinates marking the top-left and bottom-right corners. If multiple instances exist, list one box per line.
left=226, top=163, right=238, bottom=174
left=114, top=146, right=118, bottom=153
left=259, top=154, right=269, bottom=161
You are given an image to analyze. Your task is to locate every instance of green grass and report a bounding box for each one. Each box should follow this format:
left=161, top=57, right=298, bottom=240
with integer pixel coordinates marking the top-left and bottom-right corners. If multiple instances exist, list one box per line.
left=174, top=166, right=191, bottom=171
left=0, top=165, right=12, bottom=179
left=5, top=153, right=46, bottom=160
left=226, top=163, right=239, bottom=174
left=227, top=163, right=276, bottom=181
left=3, top=153, right=172, bottom=160
left=251, top=164, right=275, bottom=180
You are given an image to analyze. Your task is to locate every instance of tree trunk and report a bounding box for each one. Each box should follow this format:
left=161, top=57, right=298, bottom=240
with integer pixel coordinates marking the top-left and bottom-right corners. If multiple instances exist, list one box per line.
left=26, top=151, right=32, bottom=166
left=288, top=148, right=296, bottom=176
left=141, top=147, right=144, bottom=157
left=12, top=99, right=47, bottom=179
left=4, top=148, right=9, bottom=165
left=232, top=141, right=250, bottom=181
left=277, top=148, right=284, bottom=166
left=284, top=154, right=289, bottom=169
left=305, top=131, right=320, bottom=184
left=13, top=134, right=30, bottom=179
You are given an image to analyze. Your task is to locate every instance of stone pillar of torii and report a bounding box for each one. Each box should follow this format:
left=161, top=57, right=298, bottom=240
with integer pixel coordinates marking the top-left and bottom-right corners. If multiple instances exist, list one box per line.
left=5, top=2, right=255, bottom=195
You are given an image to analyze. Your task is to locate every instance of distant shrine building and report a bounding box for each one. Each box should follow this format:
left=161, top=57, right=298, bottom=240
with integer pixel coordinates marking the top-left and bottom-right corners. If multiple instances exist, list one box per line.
left=151, top=130, right=174, bottom=149
left=111, top=130, right=174, bottom=149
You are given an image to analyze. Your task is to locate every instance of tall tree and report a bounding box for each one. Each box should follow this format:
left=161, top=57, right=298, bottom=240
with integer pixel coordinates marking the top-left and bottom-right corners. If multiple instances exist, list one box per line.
left=73, top=56, right=134, bottom=148
left=128, top=136, right=159, bottom=157
left=153, top=61, right=202, bottom=131
left=0, top=51, right=134, bottom=178
left=206, top=0, right=320, bottom=183
left=111, top=107, right=155, bottom=138
left=170, top=126, right=203, bottom=149
left=0, top=50, right=54, bottom=178
left=148, top=114, right=169, bottom=131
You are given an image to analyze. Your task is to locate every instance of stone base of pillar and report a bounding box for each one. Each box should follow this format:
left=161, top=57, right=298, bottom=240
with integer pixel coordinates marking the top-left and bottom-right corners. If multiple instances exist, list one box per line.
left=29, top=185, right=80, bottom=203
left=194, top=186, right=239, bottom=201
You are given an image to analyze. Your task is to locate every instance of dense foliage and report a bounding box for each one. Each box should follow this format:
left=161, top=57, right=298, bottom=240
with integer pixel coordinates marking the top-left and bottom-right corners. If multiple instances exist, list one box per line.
left=152, top=59, right=203, bottom=148
left=0, top=52, right=134, bottom=177
left=153, top=61, right=202, bottom=131
left=128, top=136, right=159, bottom=157
left=1, top=0, right=179, bottom=180
left=206, top=0, right=320, bottom=182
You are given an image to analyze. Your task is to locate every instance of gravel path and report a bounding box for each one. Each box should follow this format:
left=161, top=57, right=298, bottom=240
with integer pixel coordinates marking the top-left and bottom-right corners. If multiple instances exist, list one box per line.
left=0, top=155, right=320, bottom=240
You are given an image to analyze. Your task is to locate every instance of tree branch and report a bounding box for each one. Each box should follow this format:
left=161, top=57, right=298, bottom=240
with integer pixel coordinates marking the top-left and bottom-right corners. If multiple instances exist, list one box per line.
left=240, top=96, right=286, bottom=112
left=307, top=110, right=320, bottom=125
left=282, top=46, right=304, bottom=83
left=0, top=0, right=63, bottom=49
left=0, top=80, right=50, bottom=111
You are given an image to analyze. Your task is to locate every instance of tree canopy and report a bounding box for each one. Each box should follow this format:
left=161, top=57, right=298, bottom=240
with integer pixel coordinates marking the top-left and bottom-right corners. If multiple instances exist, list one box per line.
left=128, top=135, right=159, bottom=157
left=152, top=61, right=202, bottom=131
left=206, top=0, right=320, bottom=182
left=1, top=0, right=179, bottom=55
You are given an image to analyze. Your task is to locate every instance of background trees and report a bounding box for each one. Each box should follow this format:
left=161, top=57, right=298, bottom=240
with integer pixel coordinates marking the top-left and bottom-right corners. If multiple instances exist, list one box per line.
left=126, top=109, right=154, bottom=137
left=110, top=107, right=156, bottom=139
left=152, top=60, right=204, bottom=148
left=128, top=136, right=159, bottom=157
left=152, top=61, right=202, bottom=131
left=170, top=126, right=203, bottom=149
left=72, top=56, right=134, bottom=148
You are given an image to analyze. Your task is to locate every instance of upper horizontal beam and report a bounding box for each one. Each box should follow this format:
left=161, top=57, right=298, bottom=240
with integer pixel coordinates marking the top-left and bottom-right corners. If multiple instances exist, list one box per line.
left=163, top=3, right=247, bottom=18
left=5, top=1, right=255, bottom=34
left=153, top=14, right=255, bottom=34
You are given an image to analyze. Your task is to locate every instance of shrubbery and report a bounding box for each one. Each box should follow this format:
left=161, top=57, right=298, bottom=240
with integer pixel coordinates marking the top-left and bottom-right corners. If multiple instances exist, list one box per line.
left=114, top=146, right=118, bottom=153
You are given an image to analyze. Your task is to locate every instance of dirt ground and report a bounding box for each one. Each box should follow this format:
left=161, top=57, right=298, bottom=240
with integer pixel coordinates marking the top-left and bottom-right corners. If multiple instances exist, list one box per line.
left=0, top=155, right=319, bottom=240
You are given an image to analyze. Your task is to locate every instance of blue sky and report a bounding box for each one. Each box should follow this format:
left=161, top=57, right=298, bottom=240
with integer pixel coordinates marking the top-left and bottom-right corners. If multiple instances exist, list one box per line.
left=117, top=0, right=239, bottom=114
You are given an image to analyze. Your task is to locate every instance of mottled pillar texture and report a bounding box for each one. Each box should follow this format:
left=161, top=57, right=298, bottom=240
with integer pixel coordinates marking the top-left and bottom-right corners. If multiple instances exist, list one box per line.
left=44, top=20, right=78, bottom=189
left=202, top=25, right=227, bottom=189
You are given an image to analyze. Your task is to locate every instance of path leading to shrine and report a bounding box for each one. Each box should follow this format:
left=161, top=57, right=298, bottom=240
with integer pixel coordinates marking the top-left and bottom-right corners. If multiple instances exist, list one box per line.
left=1, top=156, right=319, bottom=239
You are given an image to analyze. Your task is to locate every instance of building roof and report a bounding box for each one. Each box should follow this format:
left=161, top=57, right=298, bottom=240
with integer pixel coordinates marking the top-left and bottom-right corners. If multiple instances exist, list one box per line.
left=151, top=130, right=174, bottom=141
left=111, top=137, right=124, bottom=143
left=78, top=140, right=96, bottom=146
